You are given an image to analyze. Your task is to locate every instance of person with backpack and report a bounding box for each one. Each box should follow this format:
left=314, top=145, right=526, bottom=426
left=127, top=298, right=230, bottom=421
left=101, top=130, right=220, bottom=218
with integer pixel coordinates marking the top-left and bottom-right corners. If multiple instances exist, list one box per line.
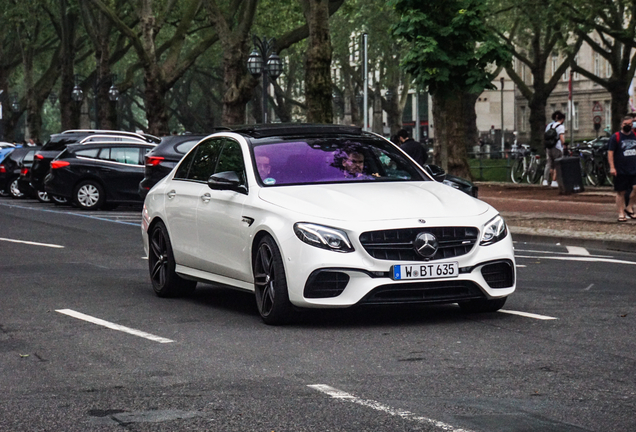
left=543, top=111, right=566, bottom=187
left=608, top=116, right=636, bottom=222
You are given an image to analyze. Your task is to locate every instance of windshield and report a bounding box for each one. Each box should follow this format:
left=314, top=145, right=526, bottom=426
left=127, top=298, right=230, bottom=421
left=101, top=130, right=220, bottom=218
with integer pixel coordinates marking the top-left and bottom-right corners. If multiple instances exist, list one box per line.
left=252, top=137, right=428, bottom=186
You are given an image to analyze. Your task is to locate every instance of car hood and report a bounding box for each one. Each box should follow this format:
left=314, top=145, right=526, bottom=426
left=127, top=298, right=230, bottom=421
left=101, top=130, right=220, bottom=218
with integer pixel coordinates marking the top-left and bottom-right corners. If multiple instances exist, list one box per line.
left=258, top=181, right=491, bottom=222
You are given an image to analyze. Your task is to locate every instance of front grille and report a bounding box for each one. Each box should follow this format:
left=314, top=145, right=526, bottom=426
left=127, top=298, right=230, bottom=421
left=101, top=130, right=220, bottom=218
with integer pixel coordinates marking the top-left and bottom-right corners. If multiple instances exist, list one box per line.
left=359, top=227, right=479, bottom=261
left=481, top=260, right=515, bottom=288
left=304, top=271, right=350, bottom=298
left=359, top=280, right=485, bottom=305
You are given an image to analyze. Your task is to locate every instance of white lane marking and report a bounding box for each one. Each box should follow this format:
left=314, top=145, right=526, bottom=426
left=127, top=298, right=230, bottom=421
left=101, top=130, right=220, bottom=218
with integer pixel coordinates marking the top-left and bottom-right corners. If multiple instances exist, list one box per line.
left=516, top=265, right=527, bottom=268
left=499, top=310, right=558, bottom=320
left=0, top=202, right=140, bottom=226
left=515, top=255, right=636, bottom=265
left=584, top=283, right=594, bottom=291
left=515, top=249, right=612, bottom=258
left=56, top=309, right=174, bottom=343
left=0, top=237, right=64, bottom=248
left=566, top=246, right=590, bottom=255
left=308, top=384, right=474, bottom=432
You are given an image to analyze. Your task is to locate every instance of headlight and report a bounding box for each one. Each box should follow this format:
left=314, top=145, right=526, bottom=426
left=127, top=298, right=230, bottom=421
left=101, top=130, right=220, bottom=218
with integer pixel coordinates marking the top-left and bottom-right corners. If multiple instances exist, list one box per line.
left=294, top=222, right=354, bottom=253
left=480, top=215, right=507, bottom=246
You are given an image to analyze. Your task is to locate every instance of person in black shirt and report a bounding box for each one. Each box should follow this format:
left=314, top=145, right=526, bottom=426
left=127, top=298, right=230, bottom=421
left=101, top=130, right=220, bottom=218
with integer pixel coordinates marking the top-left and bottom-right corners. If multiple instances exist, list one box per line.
left=396, top=129, right=428, bottom=166
left=608, top=116, right=636, bottom=222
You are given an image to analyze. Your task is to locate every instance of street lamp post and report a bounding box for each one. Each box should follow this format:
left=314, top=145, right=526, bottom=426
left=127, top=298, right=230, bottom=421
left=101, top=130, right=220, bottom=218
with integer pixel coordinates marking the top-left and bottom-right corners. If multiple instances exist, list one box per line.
left=71, top=73, right=119, bottom=128
left=247, top=36, right=283, bottom=124
left=500, top=76, right=505, bottom=155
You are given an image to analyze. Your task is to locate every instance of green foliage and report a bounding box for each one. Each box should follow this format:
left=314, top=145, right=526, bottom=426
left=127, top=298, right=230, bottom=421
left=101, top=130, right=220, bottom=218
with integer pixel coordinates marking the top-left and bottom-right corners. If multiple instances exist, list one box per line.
left=391, top=0, right=511, bottom=96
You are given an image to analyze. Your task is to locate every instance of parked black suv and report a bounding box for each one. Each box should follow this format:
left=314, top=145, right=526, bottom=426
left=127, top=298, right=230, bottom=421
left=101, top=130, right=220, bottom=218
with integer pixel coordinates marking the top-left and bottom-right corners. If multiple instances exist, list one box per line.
left=0, top=146, right=40, bottom=198
left=44, top=141, right=157, bottom=210
left=138, top=133, right=208, bottom=199
left=30, top=129, right=160, bottom=202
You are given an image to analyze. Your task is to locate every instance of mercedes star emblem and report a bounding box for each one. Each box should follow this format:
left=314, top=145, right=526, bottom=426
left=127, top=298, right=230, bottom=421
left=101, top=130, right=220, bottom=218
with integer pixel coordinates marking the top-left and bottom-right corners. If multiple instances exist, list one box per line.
left=413, top=232, right=438, bottom=258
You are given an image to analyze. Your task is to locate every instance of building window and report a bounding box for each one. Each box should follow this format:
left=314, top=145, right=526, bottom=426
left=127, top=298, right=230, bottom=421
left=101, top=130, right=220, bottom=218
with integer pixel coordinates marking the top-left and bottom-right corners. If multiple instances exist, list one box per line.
left=573, top=102, right=579, bottom=130
left=520, top=106, right=527, bottom=132
left=605, top=59, right=611, bottom=78
left=594, top=53, right=600, bottom=76
left=573, top=55, right=579, bottom=80
left=551, top=54, right=558, bottom=77
left=521, top=64, right=526, bottom=82
left=605, top=100, right=611, bottom=127
left=562, top=103, right=569, bottom=128
left=550, top=104, right=556, bottom=115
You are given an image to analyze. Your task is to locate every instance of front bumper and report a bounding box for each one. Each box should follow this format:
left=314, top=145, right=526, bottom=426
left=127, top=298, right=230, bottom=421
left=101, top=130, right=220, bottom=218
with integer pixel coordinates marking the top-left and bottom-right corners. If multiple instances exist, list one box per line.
left=278, top=229, right=515, bottom=308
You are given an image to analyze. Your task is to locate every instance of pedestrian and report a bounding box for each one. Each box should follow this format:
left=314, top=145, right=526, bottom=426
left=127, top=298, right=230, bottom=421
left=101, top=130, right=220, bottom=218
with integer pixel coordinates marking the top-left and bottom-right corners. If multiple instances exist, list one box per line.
left=396, top=129, right=428, bottom=166
left=543, top=110, right=566, bottom=187
left=608, top=115, right=636, bottom=222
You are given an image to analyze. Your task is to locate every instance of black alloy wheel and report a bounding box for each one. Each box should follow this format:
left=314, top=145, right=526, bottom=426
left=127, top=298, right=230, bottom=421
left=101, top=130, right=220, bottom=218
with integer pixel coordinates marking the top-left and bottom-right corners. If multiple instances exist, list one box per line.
left=9, top=178, right=24, bottom=198
left=74, top=180, right=104, bottom=210
left=148, top=221, right=196, bottom=297
left=253, top=235, right=294, bottom=325
left=459, top=296, right=507, bottom=313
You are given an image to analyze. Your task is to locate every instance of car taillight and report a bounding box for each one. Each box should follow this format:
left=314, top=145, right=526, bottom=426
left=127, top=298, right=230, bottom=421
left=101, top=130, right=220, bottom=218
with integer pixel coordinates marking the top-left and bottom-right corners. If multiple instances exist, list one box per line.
left=0, top=164, right=5, bottom=173
left=50, top=160, right=70, bottom=169
left=20, top=167, right=29, bottom=175
left=146, top=156, right=164, bottom=166
left=35, top=153, right=44, bottom=159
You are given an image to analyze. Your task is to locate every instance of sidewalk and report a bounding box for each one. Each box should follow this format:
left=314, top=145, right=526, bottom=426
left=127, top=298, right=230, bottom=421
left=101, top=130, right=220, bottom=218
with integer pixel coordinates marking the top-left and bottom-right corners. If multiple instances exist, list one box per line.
left=476, top=182, right=636, bottom=252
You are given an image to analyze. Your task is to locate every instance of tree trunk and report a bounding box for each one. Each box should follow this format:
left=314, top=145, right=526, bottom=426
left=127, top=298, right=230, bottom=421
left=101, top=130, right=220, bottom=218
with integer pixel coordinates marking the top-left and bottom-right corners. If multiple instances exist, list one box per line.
left=528, top=96, right=547, bottom=150
left=221, top=45, right=255, bottom=125
left=301, top=0, right=333, bottom=123
left=372, top=81, right=383, bottom=134
left=609, top=79, right=630, bottom=133
left=431, top=90, right=474, bottom=179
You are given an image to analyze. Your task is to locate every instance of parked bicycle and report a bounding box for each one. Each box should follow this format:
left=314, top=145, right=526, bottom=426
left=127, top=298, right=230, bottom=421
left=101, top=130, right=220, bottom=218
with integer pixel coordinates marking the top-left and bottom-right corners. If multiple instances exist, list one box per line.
left=584, top=137, right=613, bottom=186
left=510, top=144, right=545, bottom=184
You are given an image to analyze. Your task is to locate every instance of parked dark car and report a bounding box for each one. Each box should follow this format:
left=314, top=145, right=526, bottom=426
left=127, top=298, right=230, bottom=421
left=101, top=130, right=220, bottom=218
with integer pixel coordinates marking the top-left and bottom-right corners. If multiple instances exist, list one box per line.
left=30, top=129, right=160, bottom=203
left=0, top=146, right=40, bottom=198
left=44, top=141, right=156, bottom=210
left=138, top=133, right=208, bottom=199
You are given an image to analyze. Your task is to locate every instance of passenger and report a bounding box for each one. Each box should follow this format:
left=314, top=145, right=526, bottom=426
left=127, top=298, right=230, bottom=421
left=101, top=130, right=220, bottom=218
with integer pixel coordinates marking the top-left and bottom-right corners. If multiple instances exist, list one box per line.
left=332, top=142, right=376, bottom=179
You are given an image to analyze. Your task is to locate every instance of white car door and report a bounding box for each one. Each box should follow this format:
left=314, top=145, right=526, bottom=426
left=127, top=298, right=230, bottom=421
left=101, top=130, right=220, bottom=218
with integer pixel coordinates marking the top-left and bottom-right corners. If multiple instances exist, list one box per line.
left=196, top=138, right=251, bottom=282
left=164, top=139, right=223, bottom=269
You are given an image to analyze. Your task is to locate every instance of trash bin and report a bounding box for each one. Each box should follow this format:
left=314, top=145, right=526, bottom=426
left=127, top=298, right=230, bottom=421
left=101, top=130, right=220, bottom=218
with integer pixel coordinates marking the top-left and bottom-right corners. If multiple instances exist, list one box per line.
left=555, top=157, right=584, bottom=195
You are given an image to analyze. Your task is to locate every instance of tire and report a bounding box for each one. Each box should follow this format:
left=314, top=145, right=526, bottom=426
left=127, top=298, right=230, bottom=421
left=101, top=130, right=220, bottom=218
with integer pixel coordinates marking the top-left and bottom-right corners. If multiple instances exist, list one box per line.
left=74, top=180, right=104, bottom=210
left=148, top=221, right=196, bottom=298
left=37, top=190, right=51, bottom=203
left=9, top=178, right=24, bottom=198
left=459, top=297, right=507, bottom=313
left=510, top=159, right=524, bottom=184
left=0, top=186, right=9, bottom=197
left=253, top=235, right=294, bottom=325
left=526, top=160, right=542, bottom=184
left=583, top=159, right=598, bottom=186
left=51, top=195, right=68, bottom=205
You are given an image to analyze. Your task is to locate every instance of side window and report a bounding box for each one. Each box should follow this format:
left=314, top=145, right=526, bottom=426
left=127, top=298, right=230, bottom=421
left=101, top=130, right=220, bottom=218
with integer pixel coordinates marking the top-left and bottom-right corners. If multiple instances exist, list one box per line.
left=174, top=147, right=198, bottom=179
left=98, top=148, right=111, bottom=161
left=75, top=148, right=100, bottom=158
left=23, top=151, right=35, bottom=164
left=110, top=147, right=142, bottom=165
left=215, top=140, right=246, bottom=184
left=175, top=140, right=200, bottom=155
left=185, top=139, right=224, bottom=181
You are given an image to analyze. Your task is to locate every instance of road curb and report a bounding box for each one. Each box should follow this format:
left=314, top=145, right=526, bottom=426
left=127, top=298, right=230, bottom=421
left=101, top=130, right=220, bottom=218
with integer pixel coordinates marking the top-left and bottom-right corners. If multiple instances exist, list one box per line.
left=510, top=226, right=636, bottom=253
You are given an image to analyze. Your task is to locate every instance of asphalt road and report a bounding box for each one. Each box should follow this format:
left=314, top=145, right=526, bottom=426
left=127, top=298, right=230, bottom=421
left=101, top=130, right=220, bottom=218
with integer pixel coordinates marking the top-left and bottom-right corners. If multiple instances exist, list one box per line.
left=1, top=198, right=635, bottom=432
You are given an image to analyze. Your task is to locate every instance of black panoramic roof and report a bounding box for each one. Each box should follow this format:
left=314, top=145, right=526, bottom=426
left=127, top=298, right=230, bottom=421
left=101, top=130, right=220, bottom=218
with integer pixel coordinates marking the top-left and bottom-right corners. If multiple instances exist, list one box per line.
left=229, top=123, right=364, bottom=139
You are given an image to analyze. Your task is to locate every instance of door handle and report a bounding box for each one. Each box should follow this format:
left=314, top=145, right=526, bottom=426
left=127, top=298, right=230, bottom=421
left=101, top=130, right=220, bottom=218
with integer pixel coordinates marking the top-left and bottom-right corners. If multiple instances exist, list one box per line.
left=200, top=193, right=211, bottom=203
left=167, top=190, right=176, bottom=199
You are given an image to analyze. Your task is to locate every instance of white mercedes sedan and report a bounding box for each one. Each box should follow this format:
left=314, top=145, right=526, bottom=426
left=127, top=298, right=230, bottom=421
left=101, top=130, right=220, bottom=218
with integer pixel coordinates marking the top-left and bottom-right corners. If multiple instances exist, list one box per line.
left=142, top=124, right=515, bottom=324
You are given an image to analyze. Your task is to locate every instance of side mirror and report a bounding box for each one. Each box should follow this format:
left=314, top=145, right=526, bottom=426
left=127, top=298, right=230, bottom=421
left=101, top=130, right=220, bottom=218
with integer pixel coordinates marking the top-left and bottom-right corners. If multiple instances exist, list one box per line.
left=425, top=164, right=446, bottom=182
left=207, top=171, right=247, bottom=194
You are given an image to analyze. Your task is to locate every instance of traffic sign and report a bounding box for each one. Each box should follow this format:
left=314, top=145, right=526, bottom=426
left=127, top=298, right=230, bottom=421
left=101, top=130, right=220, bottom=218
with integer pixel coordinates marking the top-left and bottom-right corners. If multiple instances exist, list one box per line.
left=593, top=115, right=602, bottom=124
left=592, top=102, right=603, bottom=113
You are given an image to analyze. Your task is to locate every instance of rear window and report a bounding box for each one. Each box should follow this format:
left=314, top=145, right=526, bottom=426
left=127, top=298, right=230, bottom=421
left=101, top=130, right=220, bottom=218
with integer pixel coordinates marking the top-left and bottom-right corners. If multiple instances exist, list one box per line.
left=175, top=140, right=200, bottom=154
left=42, top=137, right=80, bottom=151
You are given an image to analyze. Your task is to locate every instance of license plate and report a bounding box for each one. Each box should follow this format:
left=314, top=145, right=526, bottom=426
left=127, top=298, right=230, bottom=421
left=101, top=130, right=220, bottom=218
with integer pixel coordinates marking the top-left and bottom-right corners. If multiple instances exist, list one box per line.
left=391, top=262, right=459, bottom=280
